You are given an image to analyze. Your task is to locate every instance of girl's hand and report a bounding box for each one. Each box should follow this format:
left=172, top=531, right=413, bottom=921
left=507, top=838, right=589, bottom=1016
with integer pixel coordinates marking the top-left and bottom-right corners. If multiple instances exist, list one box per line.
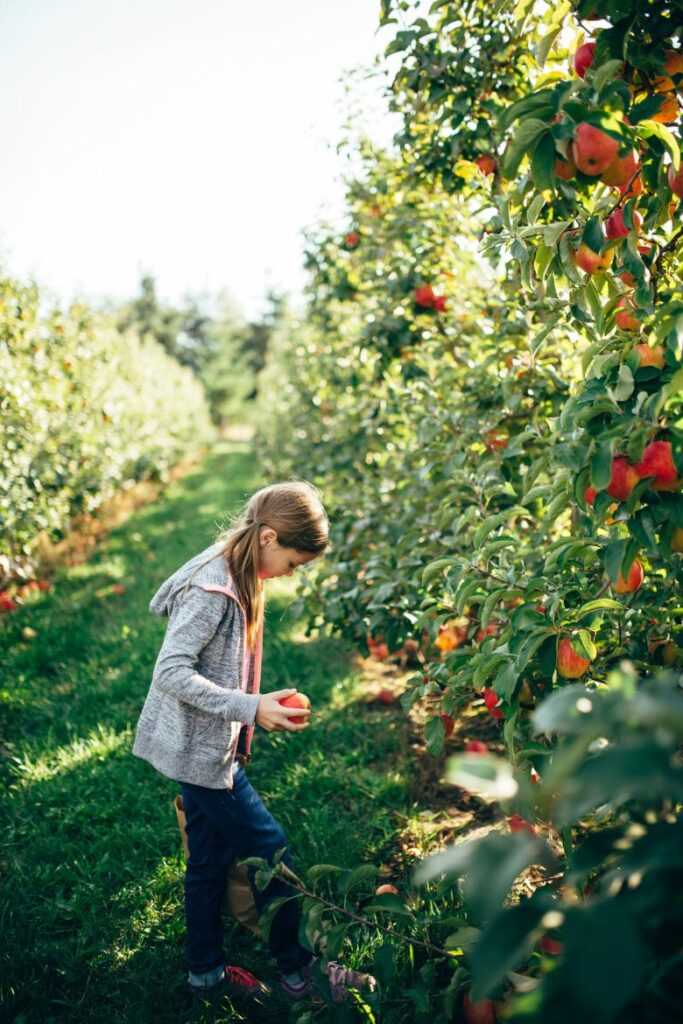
left=255, top=689, right=312, bottom=732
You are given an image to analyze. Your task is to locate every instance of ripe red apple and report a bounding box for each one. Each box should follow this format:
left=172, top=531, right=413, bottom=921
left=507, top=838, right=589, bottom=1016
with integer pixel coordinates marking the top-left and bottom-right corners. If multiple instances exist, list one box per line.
left=37, top=580, right=51, bottom=591
left=651, top=94, right=680, bottom=124
left=372, top=643, right=390, bottom=661
left=619, top=270, right=636, bottom=287
left=664, top=49, right=683, bottom=77
left=615, top=294, right=640, bottom=331
left=415, top=285, right=436, bottom=308
left=344, top=231, right=360, bottom=249
left=483, top=689, right=504, bottom=719
left=378, top=688, right=396, bottom=704
left=613, top=559, right=644, bottom=594
left=573, top=240, right=614, bottom=274
left=475, top=154, right=496, bottom=175
left=475, top=623, right=500, bottom=643
left=572, top=123, right=620, bottom=176
left=635, top=343, right=665, bottom=369
left=111, top=583, right=126, bottom=595
left=584, top=485, right=597, bottom=506
left=557, top=636, right=592, bottom=678
left=280, top=692, right=311, bottom=711
left=462, top=990, right=497, bottom=1024
left=555, top=153, right=577, bottom=180
left=605, top=207, right=642, bottom=240
left=601, top=148, right=640, bottom=187
left=606, top=457, right=640, bottom=501
left=635, top=440, right=680, bottom=491
left=573, top=41, right=596, bottom=78
left=483, top=427, right=509, bottom=451
left=539, top=936, right=564, bottom=955
left=508, top=813, right=536, bottom=834
left=375, top=883, right=399, bottom=896
left=433, top=294, right=448, bottom=312
left=0, top=592, right=17, bottom=612
left=465, top=740, right=488, bottom=753
left=668, top=164, right=683, bottom=198
left=440, top=713, right=455, bottom=738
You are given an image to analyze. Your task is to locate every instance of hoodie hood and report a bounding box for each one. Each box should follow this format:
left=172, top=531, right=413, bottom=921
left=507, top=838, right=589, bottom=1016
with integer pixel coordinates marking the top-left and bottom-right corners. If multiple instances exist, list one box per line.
left=149, top=542, right=232, bottom=617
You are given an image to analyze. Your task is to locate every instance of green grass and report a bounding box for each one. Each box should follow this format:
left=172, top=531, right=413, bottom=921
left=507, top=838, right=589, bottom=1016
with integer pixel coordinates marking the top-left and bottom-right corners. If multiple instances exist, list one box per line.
left=0, top=442, right=416, bottom=1023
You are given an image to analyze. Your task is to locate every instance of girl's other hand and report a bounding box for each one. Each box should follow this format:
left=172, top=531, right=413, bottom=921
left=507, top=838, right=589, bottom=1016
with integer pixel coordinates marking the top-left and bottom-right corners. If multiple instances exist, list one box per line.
left=255, top=689, right=311, bottom=732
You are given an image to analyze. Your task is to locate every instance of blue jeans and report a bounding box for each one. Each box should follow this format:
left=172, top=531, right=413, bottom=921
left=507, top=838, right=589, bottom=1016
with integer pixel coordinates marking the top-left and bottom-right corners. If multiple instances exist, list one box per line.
left=180, top=765, right=312, bottom=975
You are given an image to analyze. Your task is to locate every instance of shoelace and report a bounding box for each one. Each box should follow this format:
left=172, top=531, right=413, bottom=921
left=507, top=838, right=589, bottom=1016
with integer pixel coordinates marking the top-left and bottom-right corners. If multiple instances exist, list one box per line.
left=224, top=966, right=263, bottom=991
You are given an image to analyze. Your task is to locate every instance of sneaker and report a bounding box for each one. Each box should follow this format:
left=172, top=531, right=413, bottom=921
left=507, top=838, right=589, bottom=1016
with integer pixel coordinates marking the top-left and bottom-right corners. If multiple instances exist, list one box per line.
left=280, top=956, right=377, bottom=1005
left=188, top=964, right=271, bottom=1001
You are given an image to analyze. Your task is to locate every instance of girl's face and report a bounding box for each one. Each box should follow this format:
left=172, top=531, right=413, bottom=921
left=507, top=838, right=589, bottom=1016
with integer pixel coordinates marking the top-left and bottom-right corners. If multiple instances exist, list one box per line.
left=257, top=528, right=318, bottom=580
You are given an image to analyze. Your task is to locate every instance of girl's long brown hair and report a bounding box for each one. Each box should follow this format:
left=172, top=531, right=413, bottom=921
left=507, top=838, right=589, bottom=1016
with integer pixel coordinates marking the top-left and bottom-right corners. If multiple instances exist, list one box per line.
left=183, top=480, right=329, bottom=650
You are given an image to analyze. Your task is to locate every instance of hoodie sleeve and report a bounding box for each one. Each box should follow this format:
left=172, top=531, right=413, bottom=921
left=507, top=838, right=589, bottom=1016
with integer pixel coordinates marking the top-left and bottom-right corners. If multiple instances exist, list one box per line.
left=152, top=585, right=261, bottom=724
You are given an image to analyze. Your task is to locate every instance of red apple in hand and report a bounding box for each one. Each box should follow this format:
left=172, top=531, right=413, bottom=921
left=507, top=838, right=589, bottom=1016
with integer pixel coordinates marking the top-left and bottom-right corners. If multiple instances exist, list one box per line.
left=278, top=692, right=311, bottom=716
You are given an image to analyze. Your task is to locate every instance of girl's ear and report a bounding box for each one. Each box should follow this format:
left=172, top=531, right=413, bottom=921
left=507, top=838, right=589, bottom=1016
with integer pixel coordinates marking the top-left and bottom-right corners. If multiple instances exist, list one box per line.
left=259, top=527, right=277, bottom=547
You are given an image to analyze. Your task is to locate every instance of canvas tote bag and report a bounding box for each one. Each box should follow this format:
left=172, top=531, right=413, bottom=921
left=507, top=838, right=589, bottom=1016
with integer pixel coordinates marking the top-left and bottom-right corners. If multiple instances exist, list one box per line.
left=174, top=794, right=260, bottom=935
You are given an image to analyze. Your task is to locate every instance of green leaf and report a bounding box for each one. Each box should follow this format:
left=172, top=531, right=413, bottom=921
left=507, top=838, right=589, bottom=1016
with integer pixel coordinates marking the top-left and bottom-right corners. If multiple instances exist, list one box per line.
left=590, top=443, right=613, bottom=490
left=536, top=26, right=561, bottom=67
left=341, top=864, right=379, bottom=896
left=422, top=557, right=459, bottom=585
left=502, top=119, right=549, bottom=179
left=425, top=713, right=445, bottom=758
left=414, top=831, right=558, bottom=924
left=573, top=630, right=597, bottom=661
left=576, top=597, right=623, bottom=616
left=637, top=119, right=680, bottom=171
left=593, top=59, right=627, bottom=93
left=604, top=539, right=627, bottom=585
left=530, top=132, right=556, bottom=192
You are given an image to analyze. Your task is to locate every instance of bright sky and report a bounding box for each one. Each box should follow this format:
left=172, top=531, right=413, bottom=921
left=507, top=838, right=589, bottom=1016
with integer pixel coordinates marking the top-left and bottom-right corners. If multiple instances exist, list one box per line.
left=0, top=0, right=396, bottom=316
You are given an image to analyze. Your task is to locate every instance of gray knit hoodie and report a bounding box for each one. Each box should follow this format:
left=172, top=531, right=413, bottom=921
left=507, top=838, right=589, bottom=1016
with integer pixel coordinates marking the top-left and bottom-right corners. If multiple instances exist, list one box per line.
left=132, top=542, right=264, bottom=789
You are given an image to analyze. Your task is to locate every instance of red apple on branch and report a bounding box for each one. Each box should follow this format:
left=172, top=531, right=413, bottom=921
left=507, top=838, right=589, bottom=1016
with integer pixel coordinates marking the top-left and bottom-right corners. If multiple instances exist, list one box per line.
left=635, top=343, right=665, bottom=369
left=571, top=123, right=619, bottom=176
left=635, top=441, right=680, bottom=491
left=601, top=148, right=640, bottom=187
left=605, top=208, right=642, bottom=240
left=557, top=636, right=592, bottom=678
left=573, top=42, right=596, bottom=78
left=613, top=560, right=644, bottom=594
left=483, top=689, right=504, bottom=719
left=615, top=294, right=640, bottom=331
left=606, top=457, right=640, bottom=501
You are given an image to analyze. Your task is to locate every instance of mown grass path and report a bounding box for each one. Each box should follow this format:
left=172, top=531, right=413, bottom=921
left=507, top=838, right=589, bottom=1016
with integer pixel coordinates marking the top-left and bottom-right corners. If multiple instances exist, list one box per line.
left=0, top=442, right=417, bottom=1024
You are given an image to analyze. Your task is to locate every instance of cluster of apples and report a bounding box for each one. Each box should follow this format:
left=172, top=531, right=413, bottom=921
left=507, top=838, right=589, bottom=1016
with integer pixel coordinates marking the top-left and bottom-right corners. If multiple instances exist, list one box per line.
left=0, top=578, right=51, bottom=612
left=414, top=284, right=448, bottom=312
left=585, top=440, right=681, bottom=510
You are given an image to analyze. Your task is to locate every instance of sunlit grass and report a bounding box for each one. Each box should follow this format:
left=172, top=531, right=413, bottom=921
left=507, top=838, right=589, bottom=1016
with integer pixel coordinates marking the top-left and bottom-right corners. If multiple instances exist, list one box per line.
left=0, top=441, right=418, bottom=1023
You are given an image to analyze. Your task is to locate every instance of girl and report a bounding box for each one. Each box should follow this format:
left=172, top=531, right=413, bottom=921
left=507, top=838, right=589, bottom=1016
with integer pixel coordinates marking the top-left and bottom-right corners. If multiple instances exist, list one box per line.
left=132, top=480, right=376, bottom=1005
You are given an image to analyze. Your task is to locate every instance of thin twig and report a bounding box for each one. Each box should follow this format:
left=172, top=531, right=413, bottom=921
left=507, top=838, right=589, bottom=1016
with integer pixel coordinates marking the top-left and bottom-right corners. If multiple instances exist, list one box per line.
left=276, top=870, right=458, bottom=960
